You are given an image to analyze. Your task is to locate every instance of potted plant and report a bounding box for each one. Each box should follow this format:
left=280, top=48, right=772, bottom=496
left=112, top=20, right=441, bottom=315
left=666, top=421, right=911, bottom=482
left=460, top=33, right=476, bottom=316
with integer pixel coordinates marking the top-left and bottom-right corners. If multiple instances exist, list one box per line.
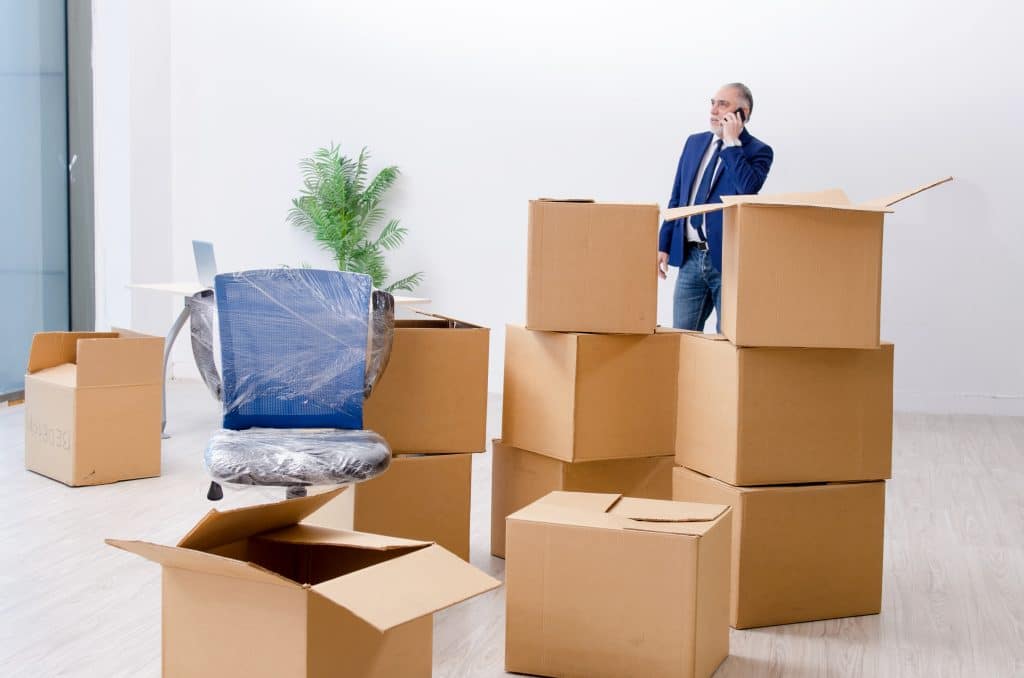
left=288, top=143, right=423, bottom=292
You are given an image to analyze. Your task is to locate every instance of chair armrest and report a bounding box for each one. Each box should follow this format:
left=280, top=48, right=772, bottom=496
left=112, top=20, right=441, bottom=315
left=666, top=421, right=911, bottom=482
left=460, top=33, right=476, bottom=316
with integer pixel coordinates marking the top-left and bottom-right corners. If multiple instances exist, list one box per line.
left=187, top=290, right=222, bottom=401
left=364, top=289, right=395, bottom=398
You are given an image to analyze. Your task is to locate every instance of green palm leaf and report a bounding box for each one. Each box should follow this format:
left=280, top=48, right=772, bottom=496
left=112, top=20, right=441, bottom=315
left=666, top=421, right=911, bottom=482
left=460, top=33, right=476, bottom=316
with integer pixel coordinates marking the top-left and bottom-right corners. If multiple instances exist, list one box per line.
left=289, top=143, right=422, bottom=291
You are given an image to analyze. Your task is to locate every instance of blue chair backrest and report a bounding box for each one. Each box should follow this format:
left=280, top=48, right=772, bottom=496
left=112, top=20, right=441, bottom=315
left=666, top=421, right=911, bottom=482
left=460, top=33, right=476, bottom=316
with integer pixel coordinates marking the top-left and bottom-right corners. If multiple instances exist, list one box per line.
left=214, top=268, right=371, bottom=430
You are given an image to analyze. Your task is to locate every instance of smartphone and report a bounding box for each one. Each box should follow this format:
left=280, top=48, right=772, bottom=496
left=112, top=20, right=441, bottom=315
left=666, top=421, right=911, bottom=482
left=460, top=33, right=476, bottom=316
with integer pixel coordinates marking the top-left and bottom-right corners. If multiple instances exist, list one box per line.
left=735, top=108, right=747, bottom=123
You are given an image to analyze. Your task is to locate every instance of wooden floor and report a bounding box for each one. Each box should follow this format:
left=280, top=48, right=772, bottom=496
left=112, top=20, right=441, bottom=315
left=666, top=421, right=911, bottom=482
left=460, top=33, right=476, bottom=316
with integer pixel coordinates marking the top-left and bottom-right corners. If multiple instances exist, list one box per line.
left=1, top=381, right=1021, bottom=677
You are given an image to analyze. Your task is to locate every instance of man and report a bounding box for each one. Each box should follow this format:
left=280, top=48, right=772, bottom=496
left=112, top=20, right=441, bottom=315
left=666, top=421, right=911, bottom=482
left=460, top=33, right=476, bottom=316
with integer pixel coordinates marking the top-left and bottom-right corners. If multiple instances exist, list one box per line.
left=658, top=83, right=773, bottom=330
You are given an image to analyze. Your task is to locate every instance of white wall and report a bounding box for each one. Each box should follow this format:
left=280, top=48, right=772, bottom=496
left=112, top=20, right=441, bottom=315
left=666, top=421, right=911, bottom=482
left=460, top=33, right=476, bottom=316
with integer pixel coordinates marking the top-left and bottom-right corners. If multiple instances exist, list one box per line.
left=95, top=0, right=1024, bottom=415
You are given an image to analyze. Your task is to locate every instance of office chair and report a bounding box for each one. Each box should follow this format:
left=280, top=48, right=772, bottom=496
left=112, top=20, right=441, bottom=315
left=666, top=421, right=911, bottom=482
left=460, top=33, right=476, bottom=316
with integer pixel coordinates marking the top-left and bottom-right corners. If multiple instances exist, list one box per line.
left=187, top=268, right=395, bottom=500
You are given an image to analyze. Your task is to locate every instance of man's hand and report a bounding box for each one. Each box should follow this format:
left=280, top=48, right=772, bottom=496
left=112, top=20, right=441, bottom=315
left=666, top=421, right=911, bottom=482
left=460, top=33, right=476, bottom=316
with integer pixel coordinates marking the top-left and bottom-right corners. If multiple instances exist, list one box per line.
left=657, top=251, right=669, bottom=280
left=721, top=111, right=744, bottom=144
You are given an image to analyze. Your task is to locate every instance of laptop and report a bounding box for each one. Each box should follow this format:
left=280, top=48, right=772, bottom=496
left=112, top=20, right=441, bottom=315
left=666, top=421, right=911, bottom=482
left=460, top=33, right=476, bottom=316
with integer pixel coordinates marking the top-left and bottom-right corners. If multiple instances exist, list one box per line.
left=192, top=240, right=218, bottom=288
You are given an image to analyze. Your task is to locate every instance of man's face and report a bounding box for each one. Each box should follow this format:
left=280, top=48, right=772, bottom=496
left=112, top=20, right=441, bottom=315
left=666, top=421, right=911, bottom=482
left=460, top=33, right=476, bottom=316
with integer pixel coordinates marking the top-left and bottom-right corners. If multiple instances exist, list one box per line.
left=709, top=86, right=743, bottom=135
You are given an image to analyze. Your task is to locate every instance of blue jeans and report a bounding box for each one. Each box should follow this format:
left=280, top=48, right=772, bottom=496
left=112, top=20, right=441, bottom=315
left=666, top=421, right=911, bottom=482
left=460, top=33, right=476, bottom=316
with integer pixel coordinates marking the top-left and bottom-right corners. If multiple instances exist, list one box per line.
left=673, top=248, right=721, bottom=331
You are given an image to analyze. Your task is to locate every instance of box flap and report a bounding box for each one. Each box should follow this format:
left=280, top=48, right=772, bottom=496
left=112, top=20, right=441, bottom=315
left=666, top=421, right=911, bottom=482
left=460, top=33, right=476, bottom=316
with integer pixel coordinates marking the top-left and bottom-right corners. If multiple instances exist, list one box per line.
left=26, top=332, right=119, bottom=374
left=859, top=175, right=953, bottom=209
left=724, top=188, right=852, bottom=207
left=106, top=539, right=300, bottom=589
left=528, top=490, right=622, bottom=513
left=607, top=496, right=727, bottom=522
left=111, top=327, right=161, bottom=339
left=663, top=188, right=888, bottom=222
left=25, top=362, right=78, bottom=387
left=311, top=544, right=501, bottom=632
left=536, top=197, right=595, bottom=203
left=76, top=335, right=164, bottom=387
left=508, top=491, right=727, bottom=536
left=177, top=488, right=346, bottom=552
left=257, top=524, right=431, bottom=551
left=407, top=309, right=485, bottom=329
left=662, top=202, right=731, bottom=222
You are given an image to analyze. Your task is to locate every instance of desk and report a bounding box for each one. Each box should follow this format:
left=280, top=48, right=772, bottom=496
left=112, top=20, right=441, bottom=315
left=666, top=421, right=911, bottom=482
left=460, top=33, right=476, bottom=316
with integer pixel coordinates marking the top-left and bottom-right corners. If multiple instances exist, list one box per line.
left=128, top=282, right=429, bottom=437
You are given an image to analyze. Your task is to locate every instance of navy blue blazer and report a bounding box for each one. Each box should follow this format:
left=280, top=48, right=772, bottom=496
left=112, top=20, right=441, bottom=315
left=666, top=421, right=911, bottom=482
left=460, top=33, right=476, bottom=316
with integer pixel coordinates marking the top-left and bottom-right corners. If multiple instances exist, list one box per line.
left=658, top=128, right=773, bottom=272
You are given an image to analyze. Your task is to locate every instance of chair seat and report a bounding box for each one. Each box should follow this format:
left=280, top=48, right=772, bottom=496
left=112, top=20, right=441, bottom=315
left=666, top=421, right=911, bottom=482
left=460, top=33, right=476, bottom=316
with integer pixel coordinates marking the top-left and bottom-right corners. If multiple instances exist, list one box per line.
left=205, top=428, right=392, bottom=487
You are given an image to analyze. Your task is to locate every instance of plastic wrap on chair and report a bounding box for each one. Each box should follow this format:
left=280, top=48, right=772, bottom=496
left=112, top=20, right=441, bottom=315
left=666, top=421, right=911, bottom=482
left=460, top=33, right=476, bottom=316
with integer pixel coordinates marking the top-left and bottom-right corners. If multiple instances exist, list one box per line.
left=187, top=289, right=222, bottom=401
left=215, top=268, right=374, bottom=430
left=205, top=428, right=392, bottom=487
left=364, top=289, right=395, bottom=398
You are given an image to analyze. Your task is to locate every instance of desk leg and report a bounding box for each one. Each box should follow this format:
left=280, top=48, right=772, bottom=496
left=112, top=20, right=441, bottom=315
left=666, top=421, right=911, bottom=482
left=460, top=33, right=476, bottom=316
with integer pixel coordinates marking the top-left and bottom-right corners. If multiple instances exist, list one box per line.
left=162, top=302, right=191, bottom=438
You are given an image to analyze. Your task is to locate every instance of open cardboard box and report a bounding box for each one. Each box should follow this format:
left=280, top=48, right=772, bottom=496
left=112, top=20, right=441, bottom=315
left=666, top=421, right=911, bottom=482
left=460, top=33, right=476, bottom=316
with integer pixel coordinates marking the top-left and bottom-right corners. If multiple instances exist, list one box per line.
left=663, top=177, right=952, bottom=348
left=363, top=311, right=489, bottom=454
left=505, top=491, right=731, bottom=678
left=490, top=439, right=673, bottom=558
left=24, top=329, right=163, bottom=486
left=676, top=332, right=893, bottom=485
left=108, top=489, right=500, bottom=677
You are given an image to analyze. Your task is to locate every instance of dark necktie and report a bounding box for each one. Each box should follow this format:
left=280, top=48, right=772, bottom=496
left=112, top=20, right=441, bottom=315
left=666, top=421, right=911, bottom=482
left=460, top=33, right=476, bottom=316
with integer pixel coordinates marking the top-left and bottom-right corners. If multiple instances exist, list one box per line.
left=689, top=139, right=723, bottom=241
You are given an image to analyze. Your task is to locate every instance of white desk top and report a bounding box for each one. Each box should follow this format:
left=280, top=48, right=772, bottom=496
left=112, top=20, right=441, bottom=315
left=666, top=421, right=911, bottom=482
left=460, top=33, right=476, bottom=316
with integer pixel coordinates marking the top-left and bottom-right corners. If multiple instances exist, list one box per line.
left=128, top=282, right=430, bottom=305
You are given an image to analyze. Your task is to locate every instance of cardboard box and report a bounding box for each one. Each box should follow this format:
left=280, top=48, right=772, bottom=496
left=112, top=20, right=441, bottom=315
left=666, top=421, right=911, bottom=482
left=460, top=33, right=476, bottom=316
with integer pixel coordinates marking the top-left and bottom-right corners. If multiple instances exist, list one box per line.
left=527, top=199, right=659, bottom=334
left=502, top=324, right=678, bottom=462
left=673, top=467, right=885, bottom=629
left=505, top=491, right=731, bottom=678
left=676, top=332, right=893, bottom=485
left=364, top=312, right=489, bottom=453
left=663, top=177, right=952, bottom=348
left=24, top=330, right=163, bottom=486
left=108, top=489, right=500, bottom=677
left=490, top=439, right=673, bottom=558
left=305, top=452, right=474, bottom=560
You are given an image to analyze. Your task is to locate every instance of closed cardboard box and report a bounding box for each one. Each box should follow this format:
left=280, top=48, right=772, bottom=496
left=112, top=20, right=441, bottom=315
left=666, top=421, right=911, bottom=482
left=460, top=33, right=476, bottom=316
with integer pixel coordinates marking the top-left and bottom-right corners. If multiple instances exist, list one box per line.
left=676, top=332, right=893, bottom=485
left=490, top=439, right=673, bottom=557
left=673, top=467, right=885, bottom=629
left=24, top=330, right=163, bottom=486
left=108, top=489, right=500, bottom=677
left=363, top=312, right=489, bottom=453
left=527, top=200, right=659, bottom=334
left=663, top=177, right=951, bottom=348
left=502, top=325, right=678, bottom=462
left=506, top=491, right=731, bottom=678
left=305, top=453, right=474, bottom=560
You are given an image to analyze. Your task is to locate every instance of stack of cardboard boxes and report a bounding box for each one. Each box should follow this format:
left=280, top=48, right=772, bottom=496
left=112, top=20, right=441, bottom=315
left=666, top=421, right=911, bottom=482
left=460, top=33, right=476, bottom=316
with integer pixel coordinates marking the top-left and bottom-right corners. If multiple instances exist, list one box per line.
left=306, top=311, right=490, bottom=561
left=496, top=200, right=734, bottom=678
left=491, top=200, right=679, bottom=559
left=669, top=178, right=950, bottom=628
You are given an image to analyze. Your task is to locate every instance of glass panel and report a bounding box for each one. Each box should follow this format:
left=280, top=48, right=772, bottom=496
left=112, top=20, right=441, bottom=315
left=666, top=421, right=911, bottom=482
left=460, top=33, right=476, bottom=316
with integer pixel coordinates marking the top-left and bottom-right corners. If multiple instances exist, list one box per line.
left=0, top=0, right=69, bottom=396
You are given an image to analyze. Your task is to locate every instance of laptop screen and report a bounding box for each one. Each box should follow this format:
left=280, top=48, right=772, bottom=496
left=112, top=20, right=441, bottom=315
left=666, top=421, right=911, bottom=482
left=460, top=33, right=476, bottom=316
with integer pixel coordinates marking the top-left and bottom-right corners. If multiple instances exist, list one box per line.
left=192, top=240, right=218, bottom=288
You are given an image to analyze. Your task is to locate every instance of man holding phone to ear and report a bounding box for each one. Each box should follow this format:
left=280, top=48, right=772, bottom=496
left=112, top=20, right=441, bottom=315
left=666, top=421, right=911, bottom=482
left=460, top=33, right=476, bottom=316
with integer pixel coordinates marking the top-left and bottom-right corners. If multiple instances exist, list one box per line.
left=658, top=82, right=774, bottom=330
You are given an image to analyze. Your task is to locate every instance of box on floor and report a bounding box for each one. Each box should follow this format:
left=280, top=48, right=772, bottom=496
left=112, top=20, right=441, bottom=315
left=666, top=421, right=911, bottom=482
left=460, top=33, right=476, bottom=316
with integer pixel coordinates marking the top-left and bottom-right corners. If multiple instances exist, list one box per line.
left=490, top=439, right=673, bottom=558
left=505, top=491, right=731, bottom=678
left=363, top=311, right=489, bottom=454
left=662, top=177, right=952, bottom=348
left=526, top=199, right=659, bottom=334
left=108, top=489, right=500, bottom=677
left=502, top=324, right=679, bottom=462
left=673, top=466, right=885, bottom=629
left=24, top=330, right=163, bottom=486
left=676, top=332, right=893, bottom=485
left=305, top=452, right=475, bottom=561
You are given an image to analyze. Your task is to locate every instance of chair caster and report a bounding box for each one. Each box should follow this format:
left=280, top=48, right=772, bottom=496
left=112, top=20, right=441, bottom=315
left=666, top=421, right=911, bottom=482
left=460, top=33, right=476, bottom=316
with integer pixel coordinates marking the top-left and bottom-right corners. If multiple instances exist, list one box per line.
left=286, top=486, right=307, bottom=500
left=207, top=481, right=224, bottom=501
